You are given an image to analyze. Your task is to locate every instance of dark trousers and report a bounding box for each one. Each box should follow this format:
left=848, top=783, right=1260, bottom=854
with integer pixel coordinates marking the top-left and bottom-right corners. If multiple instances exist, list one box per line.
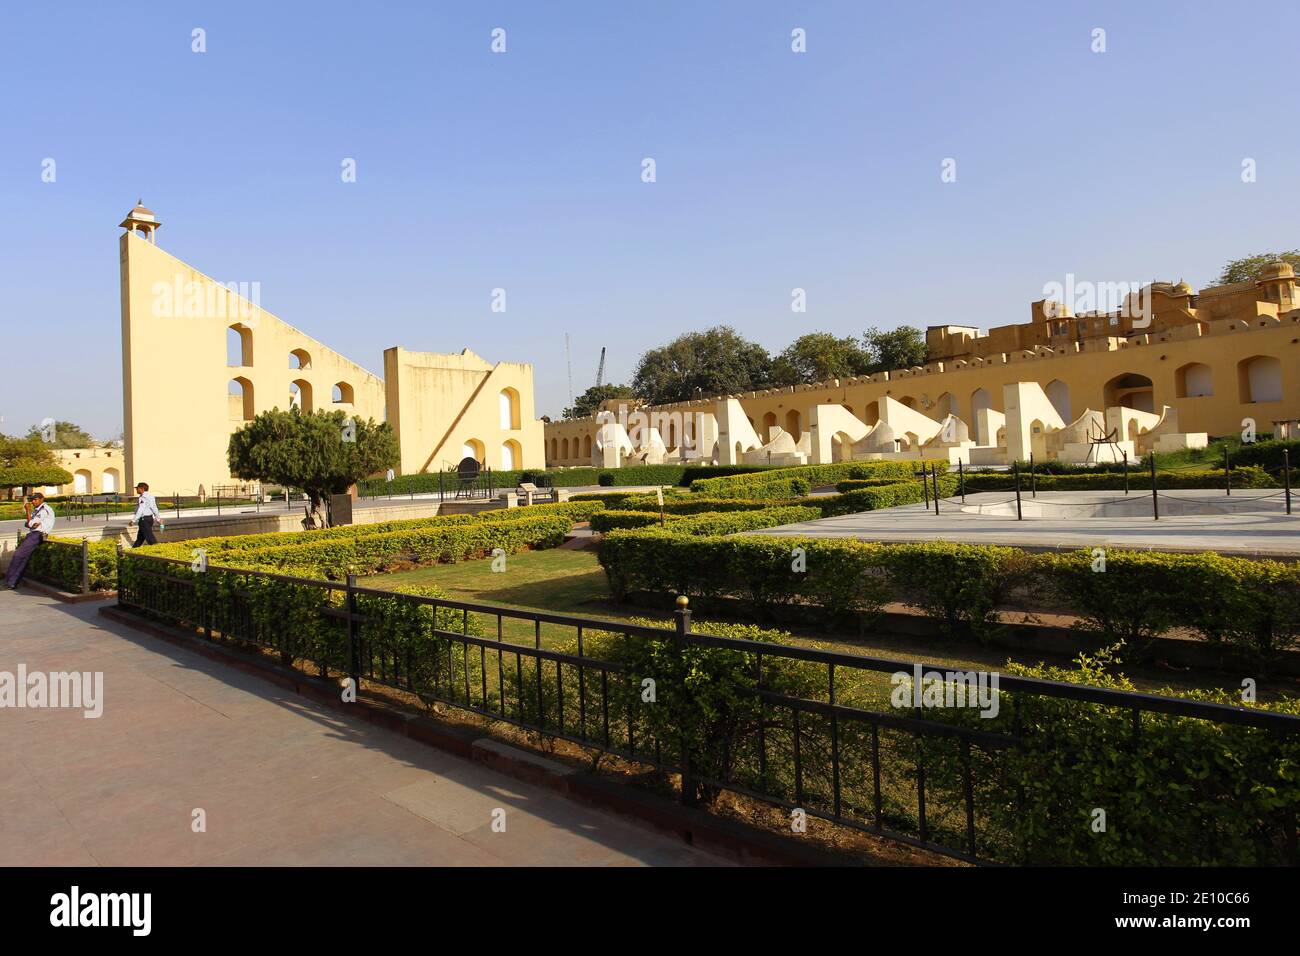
left=5, top=532, right=45, bottom=587
left=134, top=516, right=158, bottom=548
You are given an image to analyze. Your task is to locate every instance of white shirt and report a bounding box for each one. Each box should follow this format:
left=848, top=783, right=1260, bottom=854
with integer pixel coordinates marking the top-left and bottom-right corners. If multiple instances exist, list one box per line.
left=134, top=491, right=161, bottom=522
left=26, top=503, right=55, bottom=536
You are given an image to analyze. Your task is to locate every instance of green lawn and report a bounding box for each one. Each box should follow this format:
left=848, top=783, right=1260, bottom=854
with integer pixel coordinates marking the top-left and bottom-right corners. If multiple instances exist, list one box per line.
left=365, top=546, right=1292, bottom=698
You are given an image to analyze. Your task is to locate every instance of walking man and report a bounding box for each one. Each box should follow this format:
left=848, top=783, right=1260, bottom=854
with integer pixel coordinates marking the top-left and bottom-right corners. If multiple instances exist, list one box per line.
left=4, top=492, right=56, bottom=589
left=132, top=481, right=163, bottom=547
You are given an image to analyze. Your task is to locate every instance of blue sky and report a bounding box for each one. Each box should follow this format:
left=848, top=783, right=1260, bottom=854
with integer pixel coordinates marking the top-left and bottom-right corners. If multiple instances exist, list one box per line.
left=4, top=0, right=1297, bottom=437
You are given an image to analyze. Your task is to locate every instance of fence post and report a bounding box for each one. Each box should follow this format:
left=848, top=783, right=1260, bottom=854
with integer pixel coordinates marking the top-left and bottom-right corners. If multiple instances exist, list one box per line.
left=674, top=595, right=697, bottom=807
left=114, top=542, right=123, bottom=606
left=1150, top=452, right=1159, bottom=521
left=80, top=539, right=89, bottom=595
left=920, top=466, right=929, bottom=508
left=1029, top=454, right=1036, bottom=498
left=1285, top=448, right=1292, bottom=516
left=346, top=572, right=360, bottom=687
left=175, top=493, right=180, bottom=518
left=1013, top=460, right=1023, bottom=520
left=932, top=464, right=940, bottom=515
left=1224, top=444, right=1231, bottom=496
left=957, top=459, right=965, bottom=502
left=1123, top=451, right=1129, bottom=495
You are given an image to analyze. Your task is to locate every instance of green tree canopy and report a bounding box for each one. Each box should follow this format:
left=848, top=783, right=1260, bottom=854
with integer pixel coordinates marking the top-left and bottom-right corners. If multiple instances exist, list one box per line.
left=632, top=326, right=772, bottom=405
left=24, top=420, right=97, bottom=449
left=563, top=383, right=635, bottom=420
left=1216, top=250, right=1300, bottom=285
left=227, top=407, right=399, bottom=527
left=771, top=332, right=872, bottom=385
left=862, top=325, right=928, bottom=373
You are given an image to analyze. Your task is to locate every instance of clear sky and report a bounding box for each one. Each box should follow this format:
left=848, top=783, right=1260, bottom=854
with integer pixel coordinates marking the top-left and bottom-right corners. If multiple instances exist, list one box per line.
left=3, top=0, right=1297, bottom=438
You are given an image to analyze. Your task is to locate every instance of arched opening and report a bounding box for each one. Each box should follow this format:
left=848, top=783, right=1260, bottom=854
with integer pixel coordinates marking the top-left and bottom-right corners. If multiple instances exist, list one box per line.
left=582, top=435, right=592, bottom=459
left=228, top=377, right=254, bottom=421
left=831, top=431, right=855, bottom=463
left=501, top=439, right=521, bottom=471
left=288, top=348, right=311, bottom=370
left=784, top=409, right=801, bottom=441
left=550, top=437, right=558, bottom=461
left=499, top=388, right=521, bottom=430
left=290, top=379, right=313, bottom=413
left=934, top=393, right=954, bottom=419
left=227, top=324, right=253, bottom=367
left=1045, top=379, right=1071, bottom=421
left=1103, top=372, right=1154, bottom=413
left=73, top=470, right=91, bottom=494
left=762, top=411, right=778, bottom=441
left=1175, top=362, right=1213, bottom=398
left=899, top=395, right=917, bottom=410
left=970, top=389, right=993, bottom=444
left=1238, top=355, right=1283, bottom=403
left=561, top=438, right=570, bottom=460
left=462, top=438, right=485, bottom=463
left=102, top=468, right=120, bottom=494
left=862, top=401, right=880, bottom=426
left=332, top=381, right=354, bottom=404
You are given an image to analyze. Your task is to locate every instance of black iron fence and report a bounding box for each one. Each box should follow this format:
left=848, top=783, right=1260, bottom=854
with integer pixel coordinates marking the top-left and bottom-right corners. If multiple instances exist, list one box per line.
left=116, top=551, right=1300, bottom=865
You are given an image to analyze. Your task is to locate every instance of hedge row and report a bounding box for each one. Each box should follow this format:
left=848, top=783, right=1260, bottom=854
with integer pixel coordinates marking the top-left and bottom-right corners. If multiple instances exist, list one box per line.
left=359, top=463, right=774, bottom=496
left=687, top=459, right=949, bottom=498
left=597, top=530, right=1300, bottom=668
left=1227, top=438, right=1300, bottom=472
left=23, top=537, right=118, bottom=592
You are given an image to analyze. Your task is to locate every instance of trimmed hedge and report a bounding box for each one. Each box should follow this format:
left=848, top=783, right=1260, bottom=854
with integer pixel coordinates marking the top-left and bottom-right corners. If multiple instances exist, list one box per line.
left=688, top=459, right=949, bottom=498
left=23, top=537, right=118, bottom=592
left=1230, top=438, right=1300, bottom=473
left=360, top=463, right=775, bottom=496
left=598, top=529, right=1300, bottom=661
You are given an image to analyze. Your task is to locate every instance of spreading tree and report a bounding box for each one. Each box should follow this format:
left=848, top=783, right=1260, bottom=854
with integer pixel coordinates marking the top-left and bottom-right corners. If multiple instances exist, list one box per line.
left=227, top=407, right=399, bottom=528
left=1216, top=250, right=1300, bottom=285
left=771, top=332, right=873, bottom=385
left=562, top=383, right=635, bottom=420
left=0, top=434, right=72, bottom=498
left=862, top=325, right=928, bottom=373
left=632, top=326, right=772, bottom=405
left=24, top=420, right=97, bottom=449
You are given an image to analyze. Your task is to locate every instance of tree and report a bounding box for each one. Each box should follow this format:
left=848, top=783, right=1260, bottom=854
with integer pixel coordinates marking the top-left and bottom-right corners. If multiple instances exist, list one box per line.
left=0, top=434, right=71, bottom=498
left=562, top=383, right=635, bottom=420
left=771, top=332, right=872, bottom=385
left=24, top=420, right=97, bottom=449
left=863, top=325, right=928, bottom=373
left=227, top=408, right=399, bottom=528
left=632, top=326, right=772, bottom=405
left=1216, top=250, right=1300, bottom=285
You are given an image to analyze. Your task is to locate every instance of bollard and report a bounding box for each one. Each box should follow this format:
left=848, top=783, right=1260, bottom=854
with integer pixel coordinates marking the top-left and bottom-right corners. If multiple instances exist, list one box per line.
left=1224, top=444, right=1231, bottom=497
left=1151, top=452, right=1159, bottom=521
left=932, top=464, right=940, bottom=515
left=920, top=466, right=930, bottom=508
left=1030, top=454, right=1036, bottom=498
left=1123, top=451, right=1129, bottom=495
left=1285, top=448, right=1293, bottom=516
left=1013, top=460, right=1023, bottom=520
left=958, top=459, right=965, bottom=503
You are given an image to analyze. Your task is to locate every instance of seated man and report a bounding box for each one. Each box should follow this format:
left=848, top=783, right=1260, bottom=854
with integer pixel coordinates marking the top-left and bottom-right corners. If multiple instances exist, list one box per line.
left=3, top=492, right=56, bottom=589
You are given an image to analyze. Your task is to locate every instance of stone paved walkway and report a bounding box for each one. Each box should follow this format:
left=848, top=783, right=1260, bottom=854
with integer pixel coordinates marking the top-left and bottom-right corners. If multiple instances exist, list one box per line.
left=0, top=590, right=727, bottom=866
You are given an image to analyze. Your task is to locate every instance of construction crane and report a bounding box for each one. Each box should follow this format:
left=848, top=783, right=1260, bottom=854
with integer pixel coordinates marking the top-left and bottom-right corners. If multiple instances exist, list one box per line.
left=594, top=346, right=606, bottom=388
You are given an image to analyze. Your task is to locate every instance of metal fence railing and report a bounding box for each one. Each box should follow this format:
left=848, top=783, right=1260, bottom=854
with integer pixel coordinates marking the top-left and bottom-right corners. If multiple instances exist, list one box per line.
left=116, top=551, right=1300, bottom=865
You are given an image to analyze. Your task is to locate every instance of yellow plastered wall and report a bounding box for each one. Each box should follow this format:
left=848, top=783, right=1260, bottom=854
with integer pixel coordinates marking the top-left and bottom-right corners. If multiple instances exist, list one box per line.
left=383, top=347, right=545, bottom=474
left=120, top=232, right=386, bottom=494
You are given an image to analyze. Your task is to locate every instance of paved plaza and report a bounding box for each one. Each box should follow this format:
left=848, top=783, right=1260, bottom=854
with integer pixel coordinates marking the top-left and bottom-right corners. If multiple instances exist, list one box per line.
left=0, top=590, right=726, bottom=866
left=747, top=489, right=1300, bottom=557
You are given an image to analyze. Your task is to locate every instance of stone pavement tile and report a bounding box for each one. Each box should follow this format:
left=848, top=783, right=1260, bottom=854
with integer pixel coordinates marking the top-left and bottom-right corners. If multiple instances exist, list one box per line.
left=0, top=593, right=731, bottom=866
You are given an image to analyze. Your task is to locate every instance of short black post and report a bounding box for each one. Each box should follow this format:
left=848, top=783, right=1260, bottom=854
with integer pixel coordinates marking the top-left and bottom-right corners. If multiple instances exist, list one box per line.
left=1123, top=452, right=1129, bottom=495
left=674, top=595, right=697, bottom=807
left=920, top=466, right=930, bottom=507
left=958, top=459, right=965, bottom=503
left=1150, top=452, right=1159, bottom=521
left=1285, top=448, right=1293, bottom=516
left=346, top=572, right=360, bottom=686
left=175, top=493, right=180, bottom=518
left=1224, top=444, right=1231, bottom=496
left=1013, top=460, right=1023, bottom=520
left=80, top=539, right=90, bottom=595
left=216, top=491, right=221, bottom=516
left=1029, top=454, right=1037, bottom=498
left=932, top=464, right=940, bottom=514
left=439, top=470, right=445, bottom=501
